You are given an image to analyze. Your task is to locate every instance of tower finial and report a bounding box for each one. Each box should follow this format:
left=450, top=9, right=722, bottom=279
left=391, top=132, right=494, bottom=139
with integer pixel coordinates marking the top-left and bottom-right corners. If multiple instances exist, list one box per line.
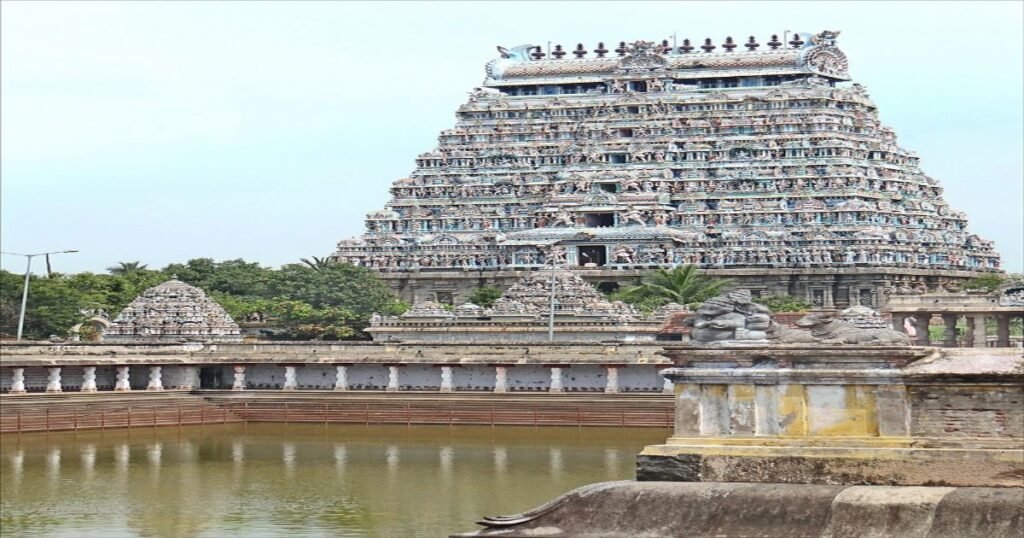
left=701, top=38, right=716, bottom=53
left=767, top=34, right=782, bottom=50
left=745, top=36, right=759, bottom=51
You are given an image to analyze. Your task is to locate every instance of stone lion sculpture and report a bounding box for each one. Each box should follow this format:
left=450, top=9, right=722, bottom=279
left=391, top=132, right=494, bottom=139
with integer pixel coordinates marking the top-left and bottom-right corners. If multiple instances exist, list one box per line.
left=791, top=312, right=910, bottom=345
left=690, top=290, right=774, bottom=342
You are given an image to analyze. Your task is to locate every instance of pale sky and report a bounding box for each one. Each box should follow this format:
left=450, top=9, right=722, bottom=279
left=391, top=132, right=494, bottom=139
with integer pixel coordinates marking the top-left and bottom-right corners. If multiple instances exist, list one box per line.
left=2, top=1, right=1022, bottom=274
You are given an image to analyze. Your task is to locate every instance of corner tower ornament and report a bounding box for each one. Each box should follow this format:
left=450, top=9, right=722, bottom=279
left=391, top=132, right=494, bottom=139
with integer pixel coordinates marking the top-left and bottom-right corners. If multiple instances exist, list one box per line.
left=332, top=30, right=1002, bottom=307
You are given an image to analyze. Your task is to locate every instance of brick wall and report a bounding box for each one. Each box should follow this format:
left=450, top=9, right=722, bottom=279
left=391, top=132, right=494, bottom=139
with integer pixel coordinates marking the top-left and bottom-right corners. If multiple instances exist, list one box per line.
left=910, top=385, right=1024, bottom=438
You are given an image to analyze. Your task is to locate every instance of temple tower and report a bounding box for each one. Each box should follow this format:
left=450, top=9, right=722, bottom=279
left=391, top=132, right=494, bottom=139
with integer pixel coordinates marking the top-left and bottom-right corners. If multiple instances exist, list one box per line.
left=332, top=31, right=1001, bottom=308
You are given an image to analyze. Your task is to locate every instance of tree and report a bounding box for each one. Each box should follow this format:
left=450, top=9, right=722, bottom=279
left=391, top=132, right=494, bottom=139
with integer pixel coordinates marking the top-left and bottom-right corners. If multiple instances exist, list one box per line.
left=467, top=285, right=503, bottom=308
left=753, top=294, right=812, bottom=313
left=963, top=274, right=1006, bottom=292
left=106, top=261, right=148, bottom=275
left=300, top=256, right=332, bottom=271
left=611, top=266, right=732, bottom=311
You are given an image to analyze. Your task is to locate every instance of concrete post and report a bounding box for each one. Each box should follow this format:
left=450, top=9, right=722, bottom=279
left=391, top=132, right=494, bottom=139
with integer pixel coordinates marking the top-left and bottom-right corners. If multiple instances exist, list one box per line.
left=115, top=366, right=131, bottom=391
left=283, top=366, right=297, bottom=390
left=913, top=314, right=932, bottom=346
left=996, top=315, right=1011, bottom=347
left=972, top=314, right=988, bottom=348
left=45, top=367, right=62, bottom=393
left=334, top=365, right=348, bottom=391
left=549, top=367, right=563, bottom=393
left=232, top=365, right=246, bottom=391
left=80, top=366, right=98, bottom=392
left=439, top=366, right=454, bottom=393
left=941, top=314, right=959, bottom=348
left=604, top=366, right=619, bottom=394
left=9, top=367, right=26, bottom=394
left=386, top=366, right=400, bottom=392
left=146, top=366, right=163, bottom=391
left=493, top=366, right=508, bottom=393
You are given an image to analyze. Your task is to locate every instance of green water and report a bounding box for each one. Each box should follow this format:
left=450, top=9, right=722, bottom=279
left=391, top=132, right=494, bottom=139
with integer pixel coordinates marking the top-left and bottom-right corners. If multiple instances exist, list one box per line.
left=0, top=424, right=668, bottom=537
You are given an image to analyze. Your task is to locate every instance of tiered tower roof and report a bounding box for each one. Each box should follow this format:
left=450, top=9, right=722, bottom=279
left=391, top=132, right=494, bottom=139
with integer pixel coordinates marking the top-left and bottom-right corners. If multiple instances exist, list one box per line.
left=332, top=31, right=1000, bottom=279
left=105, top=277, right=242, bottom=343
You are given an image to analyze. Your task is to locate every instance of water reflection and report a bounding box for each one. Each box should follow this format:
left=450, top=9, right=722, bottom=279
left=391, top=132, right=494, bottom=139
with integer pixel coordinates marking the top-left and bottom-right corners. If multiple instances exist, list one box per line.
left=1, top=424, right=666, bottom=537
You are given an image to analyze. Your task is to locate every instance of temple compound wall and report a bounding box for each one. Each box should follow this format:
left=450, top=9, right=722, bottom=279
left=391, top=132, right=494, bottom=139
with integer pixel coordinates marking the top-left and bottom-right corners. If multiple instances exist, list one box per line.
left=0, top=342, right=673, bottom=395
left=332, top=31, right=1002, bottom=307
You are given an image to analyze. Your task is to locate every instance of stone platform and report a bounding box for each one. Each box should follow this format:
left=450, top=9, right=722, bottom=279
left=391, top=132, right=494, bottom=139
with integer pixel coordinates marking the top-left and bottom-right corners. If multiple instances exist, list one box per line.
left=452, top=480, right=1024, bottom=537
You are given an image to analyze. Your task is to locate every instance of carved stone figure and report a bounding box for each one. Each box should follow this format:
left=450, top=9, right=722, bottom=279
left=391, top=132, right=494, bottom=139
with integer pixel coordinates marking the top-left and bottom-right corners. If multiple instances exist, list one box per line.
left=792, top=312, right=911, bottom=345
left=689, top=290, right=774, bottom=342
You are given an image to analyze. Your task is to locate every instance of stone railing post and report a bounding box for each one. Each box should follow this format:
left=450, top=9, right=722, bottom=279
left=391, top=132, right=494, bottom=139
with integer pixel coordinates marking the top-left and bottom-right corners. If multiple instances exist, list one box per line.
left=996, top=315, right=1011, bottom=347
left=494, top=366, right=508, bottom=393
left=604, top=366, right=619, bottom=394
left=439, top=366, right=454, bottom=393
left=81, top=366, right=98, bottom=392
left=875, top=384, right=910, bottom=437
left=46, top=367, right=62, bottom=393
left=232, top=365, right=247, bottom=391
left=334, top=365, right=349, bottom=391
left=941, top=314, right=959, bottom=348
left=549, top=366, right=563, bottom=393
left=9, top=367, right=26, bottom=394
left=283, top=366, right=298, bottom=390
left=147, top=366, right=163, bottom=391
left=913, top=313, right=931, bottom=346
left=386, top=365, right=400, bottom=392
left=971, top=314, right=988, bottom=348
left=115, top=366, right=131, bottom=391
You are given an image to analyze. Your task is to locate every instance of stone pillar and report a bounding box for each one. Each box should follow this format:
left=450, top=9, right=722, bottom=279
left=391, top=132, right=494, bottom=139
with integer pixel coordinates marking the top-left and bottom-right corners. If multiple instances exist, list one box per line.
left=971, top=314, right=988, bottom=348
left=386, top=366, right=400, bottom=392
left=549, top=367, right=563, bottom=393
left=283, top=366, right=298, bottom=390
left=941, top=314, right=959, bottom=348
left=604, top=366, right=619, bottom=394
left=875, top=384, right=910, bottom=437
left=891, top=313, right=908, bottom=334
left=965, top=316, right=976, bottom=347
left=493, top=366, right=508, bottom=394
left=46, top=367, right=62, bottom=393
left=754, top=385, right=780, bottom=436
left=662, top=371, right=674, bottom=394
left=674, top=383, right=701, bottom=436
left=146, top=366, right=163, bottom=391
left=699, top=385, right=729, bottom=435
left=80, top=366, right=98, bottom=392
left=333, top=365, right=348, bottom=391
left=114, top=366, right=131, bottom=391
left=728, top=385, right=756, bottom=435
left=178, top=366, right=199, bottom=390
left=913, top=314, right=931, bottom=346
left=439, top=366, right=454, bottom=393
left=232, top=365, right=246, bottom=391
left=9, top=367, right=26, bottom=394
left=996, top=315, right=1011, bottom=347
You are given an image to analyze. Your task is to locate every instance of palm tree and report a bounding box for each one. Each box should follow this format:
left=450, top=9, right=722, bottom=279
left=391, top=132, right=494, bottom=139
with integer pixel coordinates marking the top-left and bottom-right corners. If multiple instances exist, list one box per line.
left=613, top=265, right=731, bottom=309
left=107, top=261, right=148, bottom=275
left=300, top=256, right=332, bottom=271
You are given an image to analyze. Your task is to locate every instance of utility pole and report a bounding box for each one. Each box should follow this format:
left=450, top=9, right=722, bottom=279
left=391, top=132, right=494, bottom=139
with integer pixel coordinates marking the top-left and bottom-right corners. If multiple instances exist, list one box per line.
left=1, top=250, right=78, bottom=340
left=548, top=259, right=556, bottom=342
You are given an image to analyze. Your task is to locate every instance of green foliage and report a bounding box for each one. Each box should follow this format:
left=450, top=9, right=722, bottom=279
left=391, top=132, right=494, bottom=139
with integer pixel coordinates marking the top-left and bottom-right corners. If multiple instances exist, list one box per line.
left=752, top=294, right=812, bottom=313
left=610, top=266, right=732, bottom=312
left=963, top=274, right=1006, bottom=292
left=467, top=286, right=503, bottom=308
left=0, top=257, right=406, bottom=341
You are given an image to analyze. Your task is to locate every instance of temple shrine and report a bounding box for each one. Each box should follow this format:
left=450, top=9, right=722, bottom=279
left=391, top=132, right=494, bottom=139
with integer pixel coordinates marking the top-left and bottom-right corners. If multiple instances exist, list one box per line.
left=331, top=31, right=1001, bottom=308
left=103, top=277, right=242, bottom=343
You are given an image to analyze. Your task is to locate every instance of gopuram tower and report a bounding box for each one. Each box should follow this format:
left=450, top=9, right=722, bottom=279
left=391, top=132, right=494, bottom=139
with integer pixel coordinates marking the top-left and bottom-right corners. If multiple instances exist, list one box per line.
left=332, top=31, right=1001, bottom=308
